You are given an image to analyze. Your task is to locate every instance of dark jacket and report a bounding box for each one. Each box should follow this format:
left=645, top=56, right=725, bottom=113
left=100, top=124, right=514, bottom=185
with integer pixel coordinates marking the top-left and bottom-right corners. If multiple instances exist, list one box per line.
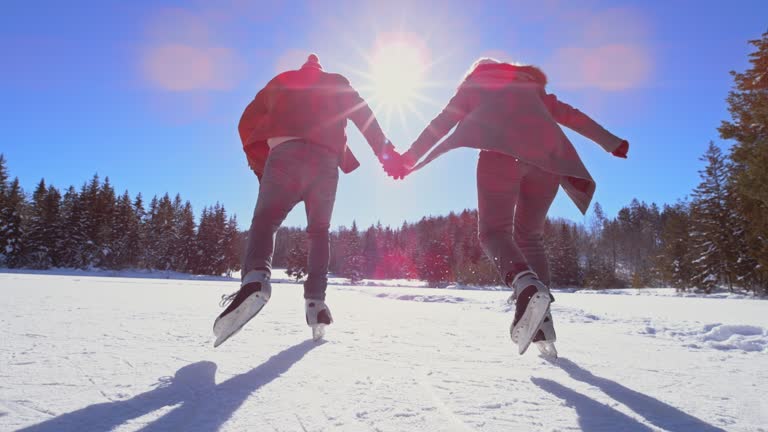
left=238, top=65, right=388, bottom=177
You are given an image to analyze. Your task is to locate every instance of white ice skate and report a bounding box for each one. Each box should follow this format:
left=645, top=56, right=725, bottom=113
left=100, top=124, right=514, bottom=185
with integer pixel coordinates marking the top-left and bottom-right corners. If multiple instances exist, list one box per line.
left=508, top=271, right=553, bottom=355
left=305, top=299, right=333, bottom=341
left=213, top=270, right=271, bottom=347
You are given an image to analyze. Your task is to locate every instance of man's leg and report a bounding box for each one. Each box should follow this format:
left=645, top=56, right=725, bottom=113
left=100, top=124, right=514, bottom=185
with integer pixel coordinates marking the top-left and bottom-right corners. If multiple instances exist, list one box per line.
left=302, top=162, right=339, bottom=301
left=242, top=147, right=303, bottom=279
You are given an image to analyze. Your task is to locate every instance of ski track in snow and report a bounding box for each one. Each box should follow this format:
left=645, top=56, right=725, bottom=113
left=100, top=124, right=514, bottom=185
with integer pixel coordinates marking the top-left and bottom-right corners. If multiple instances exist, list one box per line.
left=1, top=272, right=767, bottom=431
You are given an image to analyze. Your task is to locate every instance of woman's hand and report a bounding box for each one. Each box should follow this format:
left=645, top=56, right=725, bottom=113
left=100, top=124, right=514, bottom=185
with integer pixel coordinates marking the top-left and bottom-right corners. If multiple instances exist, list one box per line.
left=612, top=140, right=629, bottom=159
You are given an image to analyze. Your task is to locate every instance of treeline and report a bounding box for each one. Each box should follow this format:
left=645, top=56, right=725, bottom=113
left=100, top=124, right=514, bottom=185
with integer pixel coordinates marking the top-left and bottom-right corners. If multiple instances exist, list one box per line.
left=0, top=157, right=242, bottom=275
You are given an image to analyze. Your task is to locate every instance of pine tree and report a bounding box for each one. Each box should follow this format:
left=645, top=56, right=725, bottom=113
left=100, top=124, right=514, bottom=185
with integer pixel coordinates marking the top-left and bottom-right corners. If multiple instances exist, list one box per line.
left=24, top=180, right=61, bottom=268
left=77, top=175, right=102, bottom=267
left=223, top=214, right=241, bottom=276
left=94, top=177, right=117, bottom=268
left=1, top=178, right=25, bottom=267
left=110, top=191, right=140, bottom=269
left=0, top=155, right=7, bottom=265
left=658, top=202, right=695, bottom=291
left=195, top=204, right=229, bottom=275
left=194, top=207, right=212, bottom=274
left=175, top=201, right=197, bottom=272
left=211, top=204, right=229, bottom=275
left=286, top=232, right=308, bottom=282
left=342, top=222, right=365, bottom=284
left=58, top=186, right=86, bottom=268
left=133, top=193, right=147, bottom=268
left=362, top=226, right=379, bottom=279
left=144, top=194, right=176, bottom=270
left=689, top=142, right=739, bottom=293
left=719, top=30, right=768, bottom=292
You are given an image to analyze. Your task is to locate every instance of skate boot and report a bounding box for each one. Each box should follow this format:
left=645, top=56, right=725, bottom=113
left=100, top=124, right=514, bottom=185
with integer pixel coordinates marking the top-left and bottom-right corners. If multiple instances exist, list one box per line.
left=305, top=299, right=333, bottom=341
left=532, top=309, right=558, bottom=359
left=507, top=270, right=553, bottom=355
left=213, top=270, right=271, bottom=347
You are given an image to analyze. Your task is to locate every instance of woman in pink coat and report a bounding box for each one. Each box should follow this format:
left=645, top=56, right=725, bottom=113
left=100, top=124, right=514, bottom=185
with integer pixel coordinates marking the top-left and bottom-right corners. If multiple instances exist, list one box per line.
left=395, top=58, right=628, bottom=357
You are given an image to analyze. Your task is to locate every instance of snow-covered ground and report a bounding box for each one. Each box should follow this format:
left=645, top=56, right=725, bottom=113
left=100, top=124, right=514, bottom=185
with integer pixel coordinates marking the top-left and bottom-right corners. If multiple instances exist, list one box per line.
left=1, top=272, right=766, bottom=431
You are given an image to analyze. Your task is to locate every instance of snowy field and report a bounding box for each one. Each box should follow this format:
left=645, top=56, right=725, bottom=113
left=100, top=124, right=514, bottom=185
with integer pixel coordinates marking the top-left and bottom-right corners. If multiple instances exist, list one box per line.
left=1, top=272, right=766, bottom=432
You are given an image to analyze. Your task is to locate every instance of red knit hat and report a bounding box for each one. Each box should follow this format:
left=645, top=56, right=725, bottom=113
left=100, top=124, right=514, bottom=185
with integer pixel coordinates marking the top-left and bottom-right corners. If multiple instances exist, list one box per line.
left=302, top=54, right=323, bottom=70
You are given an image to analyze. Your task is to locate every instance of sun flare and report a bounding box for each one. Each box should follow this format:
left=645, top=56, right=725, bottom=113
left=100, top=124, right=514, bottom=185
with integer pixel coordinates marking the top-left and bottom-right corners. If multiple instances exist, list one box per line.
left=369, top=39, right=427, bottom=109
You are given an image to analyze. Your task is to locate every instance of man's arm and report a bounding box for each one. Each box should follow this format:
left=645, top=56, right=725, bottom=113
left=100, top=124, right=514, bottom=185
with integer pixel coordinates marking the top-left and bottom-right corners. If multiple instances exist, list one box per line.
left=238, top=87, right=270, bottom=179
left=238, top=87, right=269, bottom=145
left=338, top=78, right=392, bottom=157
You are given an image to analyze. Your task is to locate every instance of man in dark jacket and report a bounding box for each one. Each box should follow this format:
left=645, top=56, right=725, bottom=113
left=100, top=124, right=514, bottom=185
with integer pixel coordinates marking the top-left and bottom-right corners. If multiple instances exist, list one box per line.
left=214, top=54, right=400, bottom=346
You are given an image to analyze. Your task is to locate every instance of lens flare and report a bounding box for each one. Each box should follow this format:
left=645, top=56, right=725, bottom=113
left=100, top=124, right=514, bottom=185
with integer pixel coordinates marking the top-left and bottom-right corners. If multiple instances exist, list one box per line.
left=369, top=36, right=427, bottom=108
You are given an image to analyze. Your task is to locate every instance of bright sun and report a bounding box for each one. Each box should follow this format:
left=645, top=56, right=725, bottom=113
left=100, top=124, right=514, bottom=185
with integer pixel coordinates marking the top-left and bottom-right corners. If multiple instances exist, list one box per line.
left=364, top=33, right=430, bottom=118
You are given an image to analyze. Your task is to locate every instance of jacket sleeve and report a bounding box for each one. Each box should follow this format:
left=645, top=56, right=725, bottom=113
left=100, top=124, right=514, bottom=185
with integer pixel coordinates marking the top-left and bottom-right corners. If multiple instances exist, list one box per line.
left=408, top=85, right=469, bottom=161
left=238, top=87, right=269, bottom=145
left=238, top=87, right=270, bottom=177
left=339, top=78, right=389, bottom=157
left=542, top=93, right=624, bottom=153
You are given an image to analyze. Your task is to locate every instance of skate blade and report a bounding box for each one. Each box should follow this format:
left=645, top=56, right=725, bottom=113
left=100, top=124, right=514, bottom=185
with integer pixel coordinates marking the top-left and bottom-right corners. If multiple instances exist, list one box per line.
left=535, top=341, right=558, bottom=359
left=510, top=293, right=551, bottom=355
left=312, top=324, right=326, bottom=341
left=212, top=294, right=268, bottom=348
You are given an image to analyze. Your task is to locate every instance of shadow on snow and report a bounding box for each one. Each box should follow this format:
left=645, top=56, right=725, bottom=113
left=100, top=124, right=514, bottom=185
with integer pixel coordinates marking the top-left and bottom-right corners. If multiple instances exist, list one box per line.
left=17, top=340, right=321, bottom=432
left=533, top=357, right=726, bottom=432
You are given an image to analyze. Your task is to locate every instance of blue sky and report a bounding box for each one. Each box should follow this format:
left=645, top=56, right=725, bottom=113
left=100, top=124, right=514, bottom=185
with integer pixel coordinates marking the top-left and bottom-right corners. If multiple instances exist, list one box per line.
left=2, top=0, right=766, bottom=230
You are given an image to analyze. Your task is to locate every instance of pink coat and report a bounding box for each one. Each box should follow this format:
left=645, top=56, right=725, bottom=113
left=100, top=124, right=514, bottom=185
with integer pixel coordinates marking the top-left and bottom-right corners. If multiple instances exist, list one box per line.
left=406, top=63, right=625, bottom=214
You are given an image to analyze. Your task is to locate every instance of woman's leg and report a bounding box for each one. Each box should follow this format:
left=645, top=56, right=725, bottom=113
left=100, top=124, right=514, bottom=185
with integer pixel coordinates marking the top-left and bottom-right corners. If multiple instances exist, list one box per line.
left=513, top=166, right=560, bottom=286
left=476, top=151, right=530, bottom=284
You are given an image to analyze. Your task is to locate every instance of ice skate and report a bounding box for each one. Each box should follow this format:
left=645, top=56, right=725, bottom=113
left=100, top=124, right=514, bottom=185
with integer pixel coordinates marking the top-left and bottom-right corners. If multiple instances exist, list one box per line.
left=213, top=270, right=272, bottom=347
left=305, top=299, right=333, bottom=341
left=508, top=270, right=553, bottom=355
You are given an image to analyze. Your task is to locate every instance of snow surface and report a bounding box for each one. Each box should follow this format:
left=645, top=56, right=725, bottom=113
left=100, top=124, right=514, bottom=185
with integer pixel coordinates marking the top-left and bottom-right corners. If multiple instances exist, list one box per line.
left=1, top=271, right=767, bottom=431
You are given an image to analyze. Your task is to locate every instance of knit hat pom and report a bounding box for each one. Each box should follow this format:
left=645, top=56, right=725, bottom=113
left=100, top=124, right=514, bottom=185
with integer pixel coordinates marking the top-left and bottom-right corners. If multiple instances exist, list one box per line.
left=302, top=53, right=323, bottom=70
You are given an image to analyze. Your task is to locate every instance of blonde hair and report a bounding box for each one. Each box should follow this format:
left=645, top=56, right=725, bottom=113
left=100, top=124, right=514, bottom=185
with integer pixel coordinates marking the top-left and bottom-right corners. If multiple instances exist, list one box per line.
left=461, top=57, right=547, bottom=87
left=462, top=57, right=501, bottom=81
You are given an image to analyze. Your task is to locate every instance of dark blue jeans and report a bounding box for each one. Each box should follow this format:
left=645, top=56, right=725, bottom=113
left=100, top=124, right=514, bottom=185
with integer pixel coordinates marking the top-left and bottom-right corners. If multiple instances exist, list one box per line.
left=242, top=140, right=339, bottom=300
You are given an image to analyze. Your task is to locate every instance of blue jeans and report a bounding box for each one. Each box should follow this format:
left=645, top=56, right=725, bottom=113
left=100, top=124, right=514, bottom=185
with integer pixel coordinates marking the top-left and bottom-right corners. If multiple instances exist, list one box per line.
left=477, top=150, right=560, bottom=285
left=242, top=140, right=339, bottom=300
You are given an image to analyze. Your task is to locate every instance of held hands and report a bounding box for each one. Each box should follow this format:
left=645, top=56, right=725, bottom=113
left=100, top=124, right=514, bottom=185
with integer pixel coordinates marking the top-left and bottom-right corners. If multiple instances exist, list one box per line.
left=379, top=142, right=416, bottom=180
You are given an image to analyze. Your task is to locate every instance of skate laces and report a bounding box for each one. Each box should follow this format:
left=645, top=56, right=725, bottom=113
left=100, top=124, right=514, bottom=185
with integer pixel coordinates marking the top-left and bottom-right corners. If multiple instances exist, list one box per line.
left=219, top=291, right=238, bottom=307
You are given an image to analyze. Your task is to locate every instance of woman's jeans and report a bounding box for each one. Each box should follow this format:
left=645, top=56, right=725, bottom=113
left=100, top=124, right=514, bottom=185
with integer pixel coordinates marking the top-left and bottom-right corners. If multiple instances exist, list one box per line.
left=477, top=150, right=560, bottom=285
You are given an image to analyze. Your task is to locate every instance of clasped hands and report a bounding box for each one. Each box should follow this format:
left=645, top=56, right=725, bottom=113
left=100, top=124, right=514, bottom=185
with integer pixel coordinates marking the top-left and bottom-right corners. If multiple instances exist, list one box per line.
left=378, top=143, right=416, bottom=180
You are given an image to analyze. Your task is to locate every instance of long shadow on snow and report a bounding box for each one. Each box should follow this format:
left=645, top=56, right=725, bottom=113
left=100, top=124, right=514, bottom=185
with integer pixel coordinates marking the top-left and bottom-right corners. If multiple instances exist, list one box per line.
left=532, top=378, right=654, bottom=431
left=17, top=340, right=321, bottom=432
left=553, top=358, right=726, bottom=432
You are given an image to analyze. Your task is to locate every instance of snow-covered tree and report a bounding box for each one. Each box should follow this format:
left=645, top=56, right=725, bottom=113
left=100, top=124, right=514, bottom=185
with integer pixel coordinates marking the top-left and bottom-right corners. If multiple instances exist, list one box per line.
left=689, top=142, right=739, bottom=293
left=23, top=180, right=61, bottom=268
left=550, top=223, right=581, bottom=287
left=175, top=200, right=197, bottom=272
left=223, top=214, right=241, bottom=276
left=342, top=222, right=365, bottom=284
left=286, top=234, right=308, bottom=282
left=658, top=202, right=695, bottom=290
left=1, top=178, right=25, bottom=267
left=110, top=191, right=141, bottom=269
left=719, top=30, right=768, bottom=292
